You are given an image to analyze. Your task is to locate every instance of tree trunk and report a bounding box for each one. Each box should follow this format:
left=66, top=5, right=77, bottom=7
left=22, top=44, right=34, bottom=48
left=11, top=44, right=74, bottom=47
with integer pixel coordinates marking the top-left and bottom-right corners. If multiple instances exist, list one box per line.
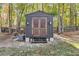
left=74, top=4, right=77, bottom=30
left=8, top=3, right=12, bottom=34
left=38, top=3, right=43, bottom=11
left=70, top=4, right=77, bottom=31
left=16, top=5, right=26, bottom=33
left=70, top=4, right=75, bottom=27
left=61, top=3, right=64, bottom=33
left=58, top=3, right=64, bottom=34
left=16, top=12, right=20, bottom=32
left=0, top=6, right=1, bottom=32
left=0, top=16, right=1, bottom=33
left=58, top=3, right=61, bottom=34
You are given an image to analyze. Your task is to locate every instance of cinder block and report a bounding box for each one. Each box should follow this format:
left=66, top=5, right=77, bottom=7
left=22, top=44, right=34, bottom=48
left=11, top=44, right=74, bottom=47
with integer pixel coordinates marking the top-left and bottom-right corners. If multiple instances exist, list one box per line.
left=25, top=37, right=29, bottom=43
left=50, top=37, right=54, bottom=42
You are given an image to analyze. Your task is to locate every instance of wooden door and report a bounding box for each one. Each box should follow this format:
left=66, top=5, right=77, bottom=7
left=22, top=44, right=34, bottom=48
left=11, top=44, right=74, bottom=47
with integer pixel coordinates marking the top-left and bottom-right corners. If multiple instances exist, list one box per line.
left=40, top=17, right=47, bottom=36
left=32, top=17, right=40, bottom=36
left=32, top=17, right=47, bottom=37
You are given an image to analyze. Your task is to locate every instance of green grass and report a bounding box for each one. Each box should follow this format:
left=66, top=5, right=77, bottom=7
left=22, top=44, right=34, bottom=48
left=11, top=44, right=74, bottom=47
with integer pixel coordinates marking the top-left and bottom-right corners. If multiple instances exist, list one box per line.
left=0, top=39, right=79, bottom=56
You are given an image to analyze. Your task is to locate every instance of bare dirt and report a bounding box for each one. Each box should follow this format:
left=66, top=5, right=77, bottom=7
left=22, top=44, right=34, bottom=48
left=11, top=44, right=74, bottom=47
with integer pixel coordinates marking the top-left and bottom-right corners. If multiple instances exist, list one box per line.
left=0, top=33, right=12, bottom=47
left=0, top=31, right=79, bottom=48
left=60, top=31, right=79, bottom=41
left=0, top=33, right=51, bottom=48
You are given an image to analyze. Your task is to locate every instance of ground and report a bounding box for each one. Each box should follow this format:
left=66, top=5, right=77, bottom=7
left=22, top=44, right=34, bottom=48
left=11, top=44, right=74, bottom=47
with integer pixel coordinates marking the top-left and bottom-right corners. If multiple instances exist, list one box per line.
left=61, top=31, right=79, bottom=41
left=0, top=32, right=79, bottom=56
left=0, top=33, right=12, bottom=47
left=60, top=31, right=79, bottom=49
left=0, top=39, right=79, bottom=56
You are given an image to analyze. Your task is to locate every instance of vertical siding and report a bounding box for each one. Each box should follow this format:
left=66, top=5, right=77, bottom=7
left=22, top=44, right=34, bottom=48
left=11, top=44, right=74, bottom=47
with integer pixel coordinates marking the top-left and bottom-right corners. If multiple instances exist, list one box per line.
left=26, top=16, right=31, bottom=37
left=25, top=11, right=53, bottom=38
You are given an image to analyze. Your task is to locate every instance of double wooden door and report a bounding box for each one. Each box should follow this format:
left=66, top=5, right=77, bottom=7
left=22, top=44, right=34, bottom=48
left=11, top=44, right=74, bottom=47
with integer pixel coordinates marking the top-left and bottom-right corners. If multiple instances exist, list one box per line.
left=32, top=17, right=47, bottom=37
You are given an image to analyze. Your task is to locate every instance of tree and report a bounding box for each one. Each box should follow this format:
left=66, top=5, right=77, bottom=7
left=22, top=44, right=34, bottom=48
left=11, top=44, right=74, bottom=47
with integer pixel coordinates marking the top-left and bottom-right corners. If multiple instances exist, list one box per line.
left=74, top=4, right=77, bottom=30
left=0, top=4, right=2, bottom=33
left=61, top=3, right=64, bottom=33
left=13, top=4, right=26, bottom=32
left=58, top=3, right=64, bottom=34
left=58, top=3, right=61, bottom=33
left=8, top=3, right=12, bottom=34
left=37, top=3, right=44, bottom=11
left=70, top=4, right=77, bottom=30
left=70, top=4, right=75, bottom=27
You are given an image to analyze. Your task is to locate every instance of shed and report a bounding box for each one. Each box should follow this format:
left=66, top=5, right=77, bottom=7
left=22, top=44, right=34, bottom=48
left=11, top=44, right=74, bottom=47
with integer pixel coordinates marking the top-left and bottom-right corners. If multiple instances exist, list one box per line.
left=25, top=11, right=53, bottom=43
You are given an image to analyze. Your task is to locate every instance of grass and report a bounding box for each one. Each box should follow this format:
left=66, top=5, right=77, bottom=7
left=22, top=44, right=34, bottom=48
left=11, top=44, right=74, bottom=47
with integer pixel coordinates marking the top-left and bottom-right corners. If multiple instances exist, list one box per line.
left=62, top=38, right=79, bottom=49
left=0, top=39, right=79, bottom=56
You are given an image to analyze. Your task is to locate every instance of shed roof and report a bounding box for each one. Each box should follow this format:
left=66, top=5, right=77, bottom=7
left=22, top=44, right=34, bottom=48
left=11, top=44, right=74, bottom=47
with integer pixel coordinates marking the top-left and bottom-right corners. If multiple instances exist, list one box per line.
left=26, top=10, right=53, bottom=16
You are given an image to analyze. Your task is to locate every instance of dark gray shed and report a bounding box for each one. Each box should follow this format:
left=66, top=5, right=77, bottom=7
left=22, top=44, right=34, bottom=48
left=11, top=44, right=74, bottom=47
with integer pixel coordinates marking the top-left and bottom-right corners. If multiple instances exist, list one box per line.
left=25, top=11, right=53, bottom=43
